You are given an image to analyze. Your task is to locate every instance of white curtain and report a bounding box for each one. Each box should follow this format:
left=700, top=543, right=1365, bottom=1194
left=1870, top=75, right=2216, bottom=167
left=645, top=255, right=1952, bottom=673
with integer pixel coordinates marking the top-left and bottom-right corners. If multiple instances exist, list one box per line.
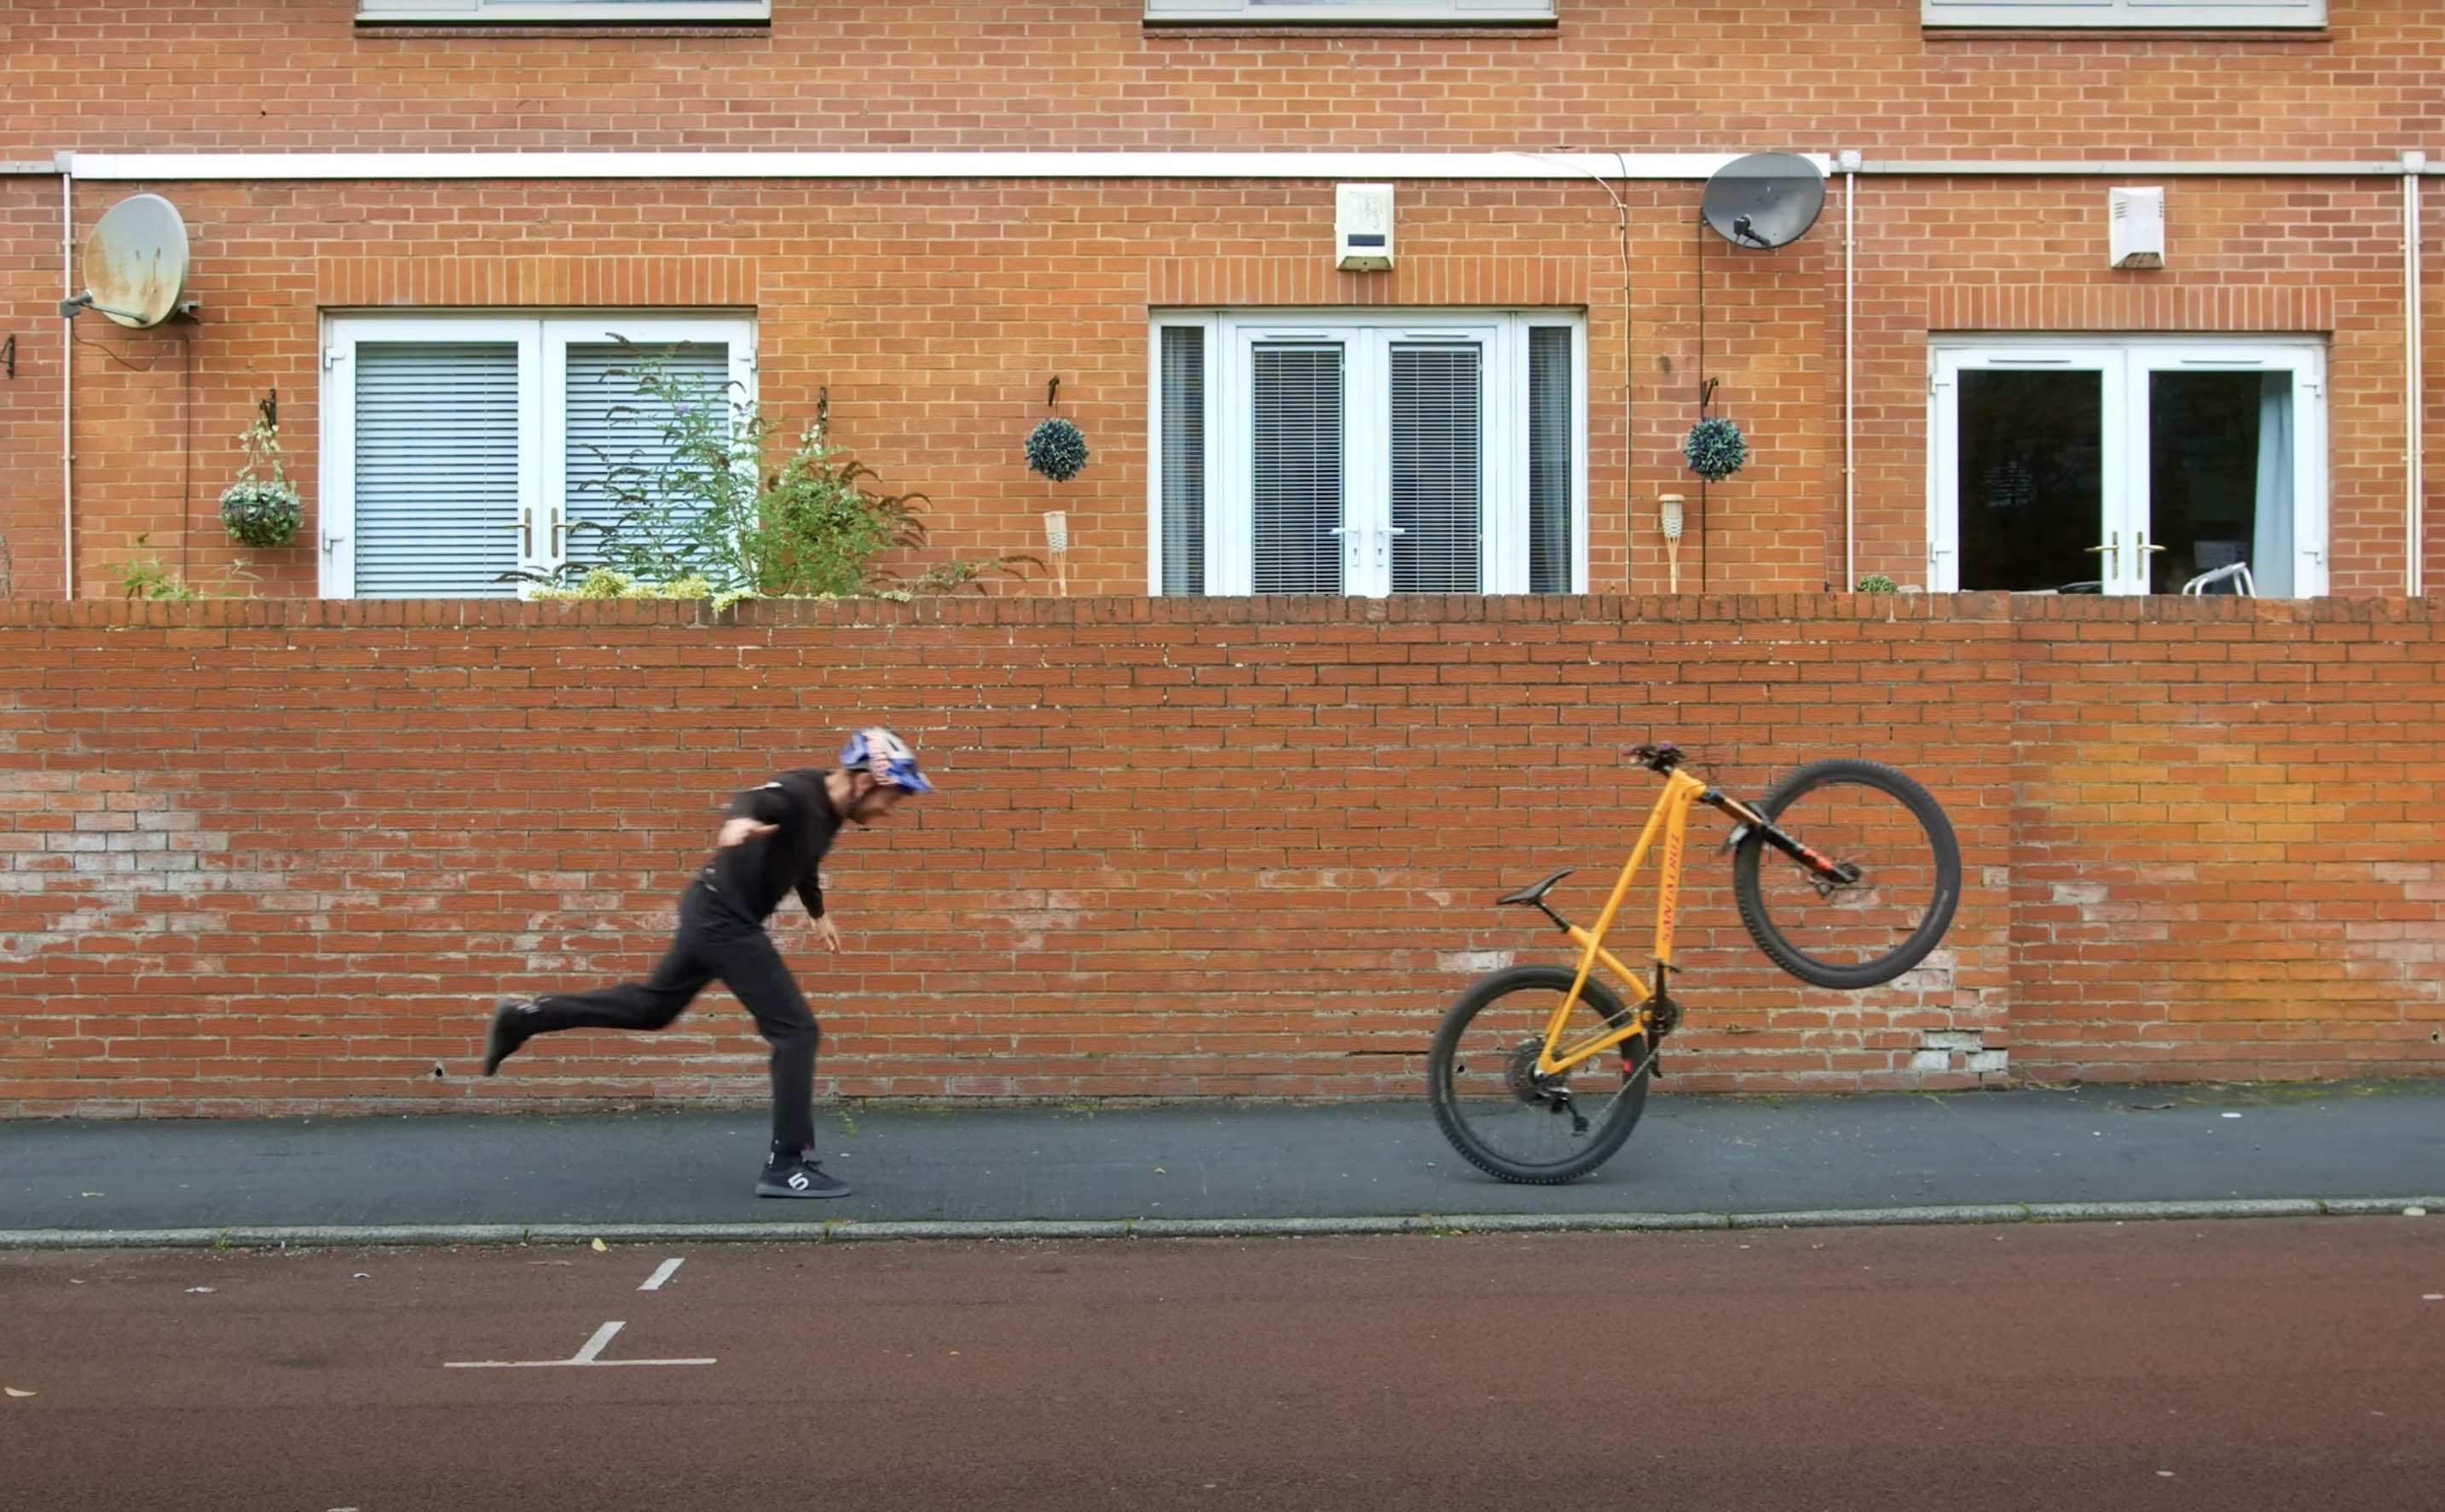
left=2251, top=373, right=2294, bottom=597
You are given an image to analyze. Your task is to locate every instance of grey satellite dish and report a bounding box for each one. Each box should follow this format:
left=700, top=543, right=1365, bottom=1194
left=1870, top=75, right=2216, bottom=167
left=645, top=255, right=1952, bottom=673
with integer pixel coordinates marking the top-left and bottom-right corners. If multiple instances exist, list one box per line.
left=1700, top=153, right=1826, bottom=251
left=59, top=193, right=191, bottom=327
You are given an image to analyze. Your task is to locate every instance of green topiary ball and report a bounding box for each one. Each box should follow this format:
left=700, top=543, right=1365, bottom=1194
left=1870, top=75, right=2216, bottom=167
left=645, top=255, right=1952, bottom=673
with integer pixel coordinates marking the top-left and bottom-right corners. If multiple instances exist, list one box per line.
left=1025, top=417, right=1090, bottom=482
left=1682, top=416, right=1748, bottom=483
left=217, top=478, right=303, bottom=549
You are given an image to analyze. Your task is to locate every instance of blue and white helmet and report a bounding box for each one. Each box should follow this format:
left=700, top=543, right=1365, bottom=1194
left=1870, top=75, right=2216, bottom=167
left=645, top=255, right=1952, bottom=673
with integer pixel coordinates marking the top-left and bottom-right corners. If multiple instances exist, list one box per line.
left=840, top=725, right=933, bottom=793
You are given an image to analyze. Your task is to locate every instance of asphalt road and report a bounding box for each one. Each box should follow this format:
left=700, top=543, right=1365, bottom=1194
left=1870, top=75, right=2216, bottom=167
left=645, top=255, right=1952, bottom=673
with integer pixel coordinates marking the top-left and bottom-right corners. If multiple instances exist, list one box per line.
left=4, top=1219, right=2441, bottom=1510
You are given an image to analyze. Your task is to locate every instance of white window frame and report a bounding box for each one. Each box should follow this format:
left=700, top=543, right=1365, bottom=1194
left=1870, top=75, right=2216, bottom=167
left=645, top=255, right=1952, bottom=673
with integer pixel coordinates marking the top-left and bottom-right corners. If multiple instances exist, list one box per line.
left=1150, top=309, right=1587, bottom=597
left=1924, top=0, right=2321, bottom=27
left=1147, top=1, right=1554, bottom=22
left=356, top=1, right=770, bottom=23
left=1927, top=335, right=2327, bottom=597
left=320, top=312, right=754, bottom=598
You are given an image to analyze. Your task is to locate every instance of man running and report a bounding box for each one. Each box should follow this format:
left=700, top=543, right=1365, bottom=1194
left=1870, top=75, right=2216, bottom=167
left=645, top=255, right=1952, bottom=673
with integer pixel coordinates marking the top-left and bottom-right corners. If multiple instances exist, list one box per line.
left=480, top=726, right=933, bottom=1199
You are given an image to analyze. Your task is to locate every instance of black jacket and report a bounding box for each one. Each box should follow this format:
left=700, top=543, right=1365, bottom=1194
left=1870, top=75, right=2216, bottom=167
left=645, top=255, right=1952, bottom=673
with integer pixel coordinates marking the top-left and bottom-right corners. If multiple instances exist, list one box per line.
left=702, top=768, right=844, bottom=925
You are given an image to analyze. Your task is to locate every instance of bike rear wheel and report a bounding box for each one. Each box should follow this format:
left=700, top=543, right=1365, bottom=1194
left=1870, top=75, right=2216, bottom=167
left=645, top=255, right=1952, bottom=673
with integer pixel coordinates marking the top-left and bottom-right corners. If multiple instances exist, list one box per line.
left=1427, top=965, right=1653, bottom=1185
left=1731, top=757, right=1961, bottom=990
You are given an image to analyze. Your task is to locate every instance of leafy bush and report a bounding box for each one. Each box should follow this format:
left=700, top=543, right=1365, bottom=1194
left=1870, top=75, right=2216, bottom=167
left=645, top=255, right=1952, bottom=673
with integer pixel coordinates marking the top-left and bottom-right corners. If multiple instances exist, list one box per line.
left=1854, top=574, right=1899, bottom=593
left=539, top=346, right=1032, bottom=601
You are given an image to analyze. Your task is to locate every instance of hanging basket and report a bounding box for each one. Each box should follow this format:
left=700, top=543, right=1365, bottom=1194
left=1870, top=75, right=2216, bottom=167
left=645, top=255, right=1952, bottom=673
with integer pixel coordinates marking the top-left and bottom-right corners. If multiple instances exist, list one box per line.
left=1682, top=416, right=1748, bottom=483
left=1025, top=417, right=1090, bottom=482
left=217, top=477, right=302, bottom=549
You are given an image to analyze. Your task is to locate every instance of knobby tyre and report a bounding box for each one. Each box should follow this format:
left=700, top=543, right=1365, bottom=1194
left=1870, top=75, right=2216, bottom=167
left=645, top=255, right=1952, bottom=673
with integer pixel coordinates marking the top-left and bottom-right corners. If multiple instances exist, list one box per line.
left=1731, top=757, right=1961, bottom=990
left=1427, top=965, right=1653, bottom=1185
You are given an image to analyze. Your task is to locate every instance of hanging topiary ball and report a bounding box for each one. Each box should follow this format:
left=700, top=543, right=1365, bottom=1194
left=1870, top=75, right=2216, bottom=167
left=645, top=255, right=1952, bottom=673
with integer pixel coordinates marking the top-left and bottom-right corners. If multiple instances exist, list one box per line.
left=1682, top=416, right=1748, bottom=483
left=217, top=477, right=302, bottom=549
left=1025, top=417, right=1090, bottom=482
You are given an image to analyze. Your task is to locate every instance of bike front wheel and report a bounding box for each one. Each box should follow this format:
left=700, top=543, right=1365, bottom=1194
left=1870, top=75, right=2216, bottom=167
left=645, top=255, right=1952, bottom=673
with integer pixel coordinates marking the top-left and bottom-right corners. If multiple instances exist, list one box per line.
left=1427, top=965, right=1653, bottom=1185
left=1731, top=757, right=1961, bottom=990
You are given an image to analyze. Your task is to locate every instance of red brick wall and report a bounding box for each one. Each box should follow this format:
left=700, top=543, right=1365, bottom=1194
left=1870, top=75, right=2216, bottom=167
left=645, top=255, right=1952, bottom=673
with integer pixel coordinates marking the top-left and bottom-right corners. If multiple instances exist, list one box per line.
left=5, top=3, right=2444, bottom=603
left=5, top=172, right=2434, bottom=605
left=2, top=593, right=2436, bottom=1118
left=4, top=4, right=2439, bottom=159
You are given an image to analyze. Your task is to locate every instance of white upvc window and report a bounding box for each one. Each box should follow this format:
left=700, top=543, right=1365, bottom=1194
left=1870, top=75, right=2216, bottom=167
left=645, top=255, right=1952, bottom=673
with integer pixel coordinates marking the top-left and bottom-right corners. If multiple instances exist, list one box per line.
left=1924, top=0, right=2321, bottom=26
left=1147, top=1, right=1553, bottom=21
left=319, top=314, right=754, bottom=598
left=1152, top=309, right=1585, bottom=597
left=356, top=1, right=770, bottom=22
left=1928, top=336, right=2327, bottom=598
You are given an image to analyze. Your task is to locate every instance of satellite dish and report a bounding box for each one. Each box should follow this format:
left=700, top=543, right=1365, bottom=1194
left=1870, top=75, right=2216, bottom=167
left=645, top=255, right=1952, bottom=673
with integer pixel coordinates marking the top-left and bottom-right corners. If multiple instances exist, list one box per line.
left=1700, top=153, right=1826, bottom=251
left=61, top=193, right=191, bottom=327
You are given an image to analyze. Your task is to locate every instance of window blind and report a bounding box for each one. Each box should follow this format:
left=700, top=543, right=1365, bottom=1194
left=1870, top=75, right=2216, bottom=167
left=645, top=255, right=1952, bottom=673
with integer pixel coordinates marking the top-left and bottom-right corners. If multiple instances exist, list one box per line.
left=1250, top=344, right=1346, bottom=595
left=1528, top=326, right=1573, bottom=594
left=1389, top=343, right=1482, bottom=594
left=1160, top=326, right=1207, bottom=596
left=563, top=341, right=732, bottom=577
left=352, top=343, right=522, bottom=597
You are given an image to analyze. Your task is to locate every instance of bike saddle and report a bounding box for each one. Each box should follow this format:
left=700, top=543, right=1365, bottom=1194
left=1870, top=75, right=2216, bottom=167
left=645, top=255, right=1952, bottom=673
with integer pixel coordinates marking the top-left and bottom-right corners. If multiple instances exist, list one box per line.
left=1496, top=868, right=1575, bottom=907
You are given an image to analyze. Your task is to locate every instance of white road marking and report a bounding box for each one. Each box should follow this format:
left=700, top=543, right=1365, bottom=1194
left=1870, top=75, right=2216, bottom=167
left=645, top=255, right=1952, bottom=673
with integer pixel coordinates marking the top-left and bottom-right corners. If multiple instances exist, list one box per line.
left=639, top=1257, right=684, bottom=1292
left=571, top=1321, right=625, bottom=1364
left=445, top=1319, right=714, bottom=1370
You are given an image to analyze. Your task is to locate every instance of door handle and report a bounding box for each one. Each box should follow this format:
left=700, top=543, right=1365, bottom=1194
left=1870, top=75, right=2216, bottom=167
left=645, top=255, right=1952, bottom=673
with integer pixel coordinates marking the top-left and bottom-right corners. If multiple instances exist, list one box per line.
left=2083, top=532, right=2120, bottom=576
left=514, top=508, right=533, bottom=558
left=550, top=509, right=564, bottom=557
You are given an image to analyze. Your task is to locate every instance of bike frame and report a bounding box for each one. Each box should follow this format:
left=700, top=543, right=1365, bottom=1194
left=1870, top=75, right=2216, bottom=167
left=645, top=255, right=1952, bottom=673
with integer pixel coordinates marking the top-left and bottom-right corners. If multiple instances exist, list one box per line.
left=1532, top=766, right=1711, bottom=1076
left=1526, top=748, right=1862, bottom=1078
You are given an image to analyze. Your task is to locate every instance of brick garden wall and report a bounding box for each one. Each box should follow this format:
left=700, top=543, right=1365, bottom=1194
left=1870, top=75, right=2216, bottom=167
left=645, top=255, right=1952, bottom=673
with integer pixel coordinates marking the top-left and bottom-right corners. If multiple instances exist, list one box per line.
left=1, top=592, right=2436, bottom=1118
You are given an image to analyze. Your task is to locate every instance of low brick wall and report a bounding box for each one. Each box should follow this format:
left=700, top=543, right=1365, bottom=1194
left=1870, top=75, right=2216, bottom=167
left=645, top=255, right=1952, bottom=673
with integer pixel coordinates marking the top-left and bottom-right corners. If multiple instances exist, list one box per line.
left=1, top=592, right=2437, bottom=1117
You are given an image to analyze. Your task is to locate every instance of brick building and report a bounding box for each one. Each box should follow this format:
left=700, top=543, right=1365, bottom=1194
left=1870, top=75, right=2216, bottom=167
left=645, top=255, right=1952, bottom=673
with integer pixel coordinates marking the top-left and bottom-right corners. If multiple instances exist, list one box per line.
left=0, top=3, right=2438, bottom=1114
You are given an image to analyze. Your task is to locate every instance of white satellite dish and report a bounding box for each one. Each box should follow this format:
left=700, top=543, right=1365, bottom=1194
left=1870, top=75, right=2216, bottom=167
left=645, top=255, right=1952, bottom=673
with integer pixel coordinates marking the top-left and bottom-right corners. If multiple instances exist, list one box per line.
left=60, top=193, right=192, bottom=328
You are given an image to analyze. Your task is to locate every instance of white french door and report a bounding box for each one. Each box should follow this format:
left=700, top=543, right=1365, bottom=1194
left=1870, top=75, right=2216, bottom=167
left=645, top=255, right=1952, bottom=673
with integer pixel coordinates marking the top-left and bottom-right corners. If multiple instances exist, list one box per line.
left=321, top=314, right=754, bottom=597
left=1929, top=338, right=2326, bottom=597
left=1153, top=310, right=1584, bottom=597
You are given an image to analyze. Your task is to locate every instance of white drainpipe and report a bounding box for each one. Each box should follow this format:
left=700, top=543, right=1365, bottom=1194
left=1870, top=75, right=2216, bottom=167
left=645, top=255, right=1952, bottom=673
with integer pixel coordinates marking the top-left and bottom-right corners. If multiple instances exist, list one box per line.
left=58, top=151, right=74, bottom=599
left=1839, top=148, right=1860, bottom=592
left=2407, top=150, right=2427, bottom=597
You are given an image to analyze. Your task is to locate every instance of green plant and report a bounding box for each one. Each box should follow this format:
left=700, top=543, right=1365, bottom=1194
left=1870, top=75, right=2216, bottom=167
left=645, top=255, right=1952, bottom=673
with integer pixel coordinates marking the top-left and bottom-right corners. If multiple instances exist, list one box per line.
left=113, top=535, right=200, bottom=601
left=217, top=416, right=303, bottom=549
left=544, top=346, right=1032, bottom=601
left=1854, top=573, right=1898, bottom=593
left=1682, top=416, right=1748, bottom=483
left=529, top=567, right=715, bottom=601
left=1024, top=417, right=1090, bottom=482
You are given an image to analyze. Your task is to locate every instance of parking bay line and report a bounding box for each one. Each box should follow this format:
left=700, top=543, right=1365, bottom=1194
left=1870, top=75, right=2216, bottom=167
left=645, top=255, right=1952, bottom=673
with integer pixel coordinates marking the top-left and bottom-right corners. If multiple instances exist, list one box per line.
left=445, top=1320, right=714, bottom=1370
left=639, top=1257, right=684, bottom=1291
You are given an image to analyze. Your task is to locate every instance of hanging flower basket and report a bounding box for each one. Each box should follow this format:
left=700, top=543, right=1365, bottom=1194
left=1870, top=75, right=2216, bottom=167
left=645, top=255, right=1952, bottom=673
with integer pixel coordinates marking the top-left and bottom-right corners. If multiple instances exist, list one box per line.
left=1025, top=417, right=1090, bottom=482
left=217, top=415, right=302, bottom=548
left=218, top=478, right=302, bottom=549
left=1682, top=416, right=1748, bottom=483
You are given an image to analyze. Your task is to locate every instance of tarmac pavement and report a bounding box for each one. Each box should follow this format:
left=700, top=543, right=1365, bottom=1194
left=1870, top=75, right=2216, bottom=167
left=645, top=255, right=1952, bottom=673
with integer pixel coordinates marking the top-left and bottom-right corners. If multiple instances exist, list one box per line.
left=4, top=1079, right=2442, bottom=1244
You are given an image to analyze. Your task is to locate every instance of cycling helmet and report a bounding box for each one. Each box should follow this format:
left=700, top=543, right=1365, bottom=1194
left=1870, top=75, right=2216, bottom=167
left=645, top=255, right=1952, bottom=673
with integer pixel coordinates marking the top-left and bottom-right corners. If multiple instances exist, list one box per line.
left=839, top=725, right=933, bottom=793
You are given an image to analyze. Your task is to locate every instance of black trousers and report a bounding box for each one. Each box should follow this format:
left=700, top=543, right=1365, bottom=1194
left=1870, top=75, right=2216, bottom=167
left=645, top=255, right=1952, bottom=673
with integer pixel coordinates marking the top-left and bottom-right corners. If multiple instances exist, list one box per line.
left=523, top=876, right=819, bottom=1156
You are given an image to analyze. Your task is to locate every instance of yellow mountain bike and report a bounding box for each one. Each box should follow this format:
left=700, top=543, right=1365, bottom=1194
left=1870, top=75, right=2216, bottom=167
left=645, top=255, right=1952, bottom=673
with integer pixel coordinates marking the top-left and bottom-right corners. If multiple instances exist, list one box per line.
left=1428, top=742, right=1961, bottom=1184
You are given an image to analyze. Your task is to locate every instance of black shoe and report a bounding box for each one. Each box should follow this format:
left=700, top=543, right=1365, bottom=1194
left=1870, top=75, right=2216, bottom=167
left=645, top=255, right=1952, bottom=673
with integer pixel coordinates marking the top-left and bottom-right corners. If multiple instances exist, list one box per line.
left=756, top=1158, right=852, bottom=1199
left=482, top=997, right=536, bottom=1076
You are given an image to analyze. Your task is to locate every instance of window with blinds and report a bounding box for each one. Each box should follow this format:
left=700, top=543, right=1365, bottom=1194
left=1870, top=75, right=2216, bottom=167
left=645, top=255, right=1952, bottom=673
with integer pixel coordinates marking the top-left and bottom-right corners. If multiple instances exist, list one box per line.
left=1160, top=326, right=1206, bottom=597
left=321, top=315, right=753, bottom=598
left=1528, top=326, right=1574, bottom=595
left=1250, top=345, right=1346, bottom=596
left=357, top=2, right=772, bottom=23
left=1390, top=343, right=1482, bottom=595
left=1922, top=0, right=2319, bottom=24
left=562, top=342, right=734, bottom=574
left=1146, top=1, right=1555, bottom=20
left=353, top=343, right=523, bottom=598
left=1150, top=311, right=1581, bottom=597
